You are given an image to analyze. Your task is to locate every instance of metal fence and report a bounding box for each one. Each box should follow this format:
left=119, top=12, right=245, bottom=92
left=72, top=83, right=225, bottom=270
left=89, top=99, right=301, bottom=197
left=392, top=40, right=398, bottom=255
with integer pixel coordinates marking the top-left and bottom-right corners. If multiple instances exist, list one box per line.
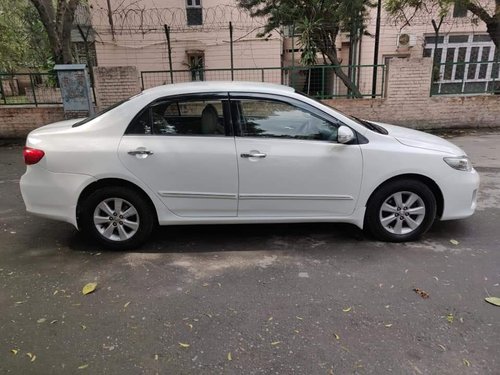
left=431, top=60, right=500, bottom=95
left=0, top=72, right=63, bottom=105
left=141, top=65, right=387, bottom=99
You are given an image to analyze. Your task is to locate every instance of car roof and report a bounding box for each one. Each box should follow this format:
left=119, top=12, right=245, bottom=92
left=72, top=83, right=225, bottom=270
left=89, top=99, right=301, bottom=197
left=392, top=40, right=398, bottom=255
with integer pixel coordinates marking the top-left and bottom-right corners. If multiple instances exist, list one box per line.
left=141, top=81, right=296, bottom=97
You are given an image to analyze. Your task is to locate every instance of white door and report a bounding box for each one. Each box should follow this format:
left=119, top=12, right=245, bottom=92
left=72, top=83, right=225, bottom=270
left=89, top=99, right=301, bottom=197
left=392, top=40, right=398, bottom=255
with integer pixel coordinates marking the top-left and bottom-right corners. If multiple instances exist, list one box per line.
left=118, top=95, right=238, bottom=217
left=231, top=96, right=363, bottom=217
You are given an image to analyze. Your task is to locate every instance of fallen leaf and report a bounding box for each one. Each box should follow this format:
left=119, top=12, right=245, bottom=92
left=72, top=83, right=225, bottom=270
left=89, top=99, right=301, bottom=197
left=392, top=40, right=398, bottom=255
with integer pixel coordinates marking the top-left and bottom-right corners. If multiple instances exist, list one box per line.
left=413, top=288, right=430, bottom=299
left=450, top=239, right=459, bottom=245
left=50, top=320, right=58, bottom=325
left=202, top=283, right=209, bottom=287
left=80, top=324, right=87, bottom=330
left=53, top=290, right=59, bottom=296
left=342, top=307, right=352, bottom=312
left=268, top=317, right=273, bottom=321
left=271, top=341, right=281, bottom=346
left=123, top=301, right=131, bottom=308
left=294, top=330, right=300, bottom=334
left=296, top=316, right=303, bottom=320
left=11, top=349, right=19, bottom=355
left=179, top=342, right=190, bottom=348
left=446, top=313, right=454, bottom=324
left=333, top=333, right=340, bottom=340
left=187, top=323, right=193, bottom=330
left=227, top=352, right=232, bottom=361
left=82, top=282, right=97, bottom=295
left=78, top=364, right=89, bottom=370
left=26, top=353, right=36, bottom=362
left=154, top=354, right=159, bottom=361
left=384, top=324, right=393, bottom=328
left=26, top=352, right=33, bottom=359
left=37, top=318, right=46, bottom=324
left=463, top=359, right=470, bottom=367
left=438, top=344, right=446, bottom=352
left=485, top=297, right=500, bottom=306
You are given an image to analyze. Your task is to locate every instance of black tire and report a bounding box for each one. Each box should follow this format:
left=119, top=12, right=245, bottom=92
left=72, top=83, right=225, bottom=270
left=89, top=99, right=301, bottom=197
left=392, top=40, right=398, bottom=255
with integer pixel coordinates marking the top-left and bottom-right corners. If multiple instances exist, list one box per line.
left=365, top=179, right=437, bottom=242
left=79, top=186, right=154, bottom=250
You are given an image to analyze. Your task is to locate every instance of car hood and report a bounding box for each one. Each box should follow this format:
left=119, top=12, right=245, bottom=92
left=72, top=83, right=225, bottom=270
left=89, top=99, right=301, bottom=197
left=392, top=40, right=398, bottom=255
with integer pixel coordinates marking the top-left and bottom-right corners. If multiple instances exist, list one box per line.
left=372, top=122, right=465, bottom=156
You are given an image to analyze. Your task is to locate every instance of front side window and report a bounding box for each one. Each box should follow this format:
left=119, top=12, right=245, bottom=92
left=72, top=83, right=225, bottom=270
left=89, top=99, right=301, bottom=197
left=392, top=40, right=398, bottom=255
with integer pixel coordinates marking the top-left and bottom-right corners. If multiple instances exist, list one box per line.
left=234, top=99, right=340, bottom=141
left=127, top=97, right=228, bottom=136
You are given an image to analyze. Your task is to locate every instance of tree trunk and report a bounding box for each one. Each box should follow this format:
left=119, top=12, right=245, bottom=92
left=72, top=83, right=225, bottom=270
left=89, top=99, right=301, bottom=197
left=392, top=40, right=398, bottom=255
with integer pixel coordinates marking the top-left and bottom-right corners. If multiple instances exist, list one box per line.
left=315, top=32, right=363, bottom=98
left=30, top=0, right=79, bottom=65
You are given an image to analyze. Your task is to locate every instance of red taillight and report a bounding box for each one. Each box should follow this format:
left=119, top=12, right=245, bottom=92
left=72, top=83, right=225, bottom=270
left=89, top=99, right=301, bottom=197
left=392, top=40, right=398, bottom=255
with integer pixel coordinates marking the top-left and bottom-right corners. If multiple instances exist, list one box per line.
left=23, top=146, right=45, bottom=165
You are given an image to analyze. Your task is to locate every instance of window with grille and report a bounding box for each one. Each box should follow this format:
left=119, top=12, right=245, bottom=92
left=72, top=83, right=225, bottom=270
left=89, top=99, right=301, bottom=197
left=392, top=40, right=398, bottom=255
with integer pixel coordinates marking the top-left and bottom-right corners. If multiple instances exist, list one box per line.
left=423, top=34, right=499, bottom=94
left=186, top=0, right=202, bottom=26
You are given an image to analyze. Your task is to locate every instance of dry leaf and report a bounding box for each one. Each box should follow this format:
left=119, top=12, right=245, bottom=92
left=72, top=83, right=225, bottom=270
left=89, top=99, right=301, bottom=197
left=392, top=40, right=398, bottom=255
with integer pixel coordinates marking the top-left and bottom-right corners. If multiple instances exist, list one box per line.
left=485, top=297, right=500, bottom=306
left=384, top=324, right=393, bottom=328
left=82, top=282, right=97, bottom=295
left=154, top=354, right=159, bottom=361
left=80, top=324, right=87, bottom=330
left=413, top=288, right=430, bottom=299
left=450, top=239, right=459, bottom=245
left=227, top=352, right=232, bottom=361
left=333, top=333, right=340, bottom=340
left=187, top=323, right=193, bottom=330
left=50, top=320, right=58, bottom=324
left=463, top=359, right=470, bottom=367
left=268, top=317, right=273, bottom=321
left=179, top=342, right=190, bottom=348
left=26, top=353, right=36, bottom=362
left=342, top=307, right=352, bottom=312
left=296, top=316, right=303, bottom=320
left=446, top=313, right=454, bottom=324
left=37, top=318, right=46, bottom=324
left=438, top=344, right=446, bottom=352
left=271, top=341, right=281, bottom=346
left=123, top=301, right=131, bottom=308
left=78, top=364, right=89, bottom=370
left=11, top=349, right=19, bottom=355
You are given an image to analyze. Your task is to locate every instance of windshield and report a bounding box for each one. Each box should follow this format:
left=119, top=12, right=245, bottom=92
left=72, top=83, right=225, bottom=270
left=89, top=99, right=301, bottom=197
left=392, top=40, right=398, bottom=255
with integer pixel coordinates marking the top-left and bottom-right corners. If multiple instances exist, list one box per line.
left=295, top=91, right=388, bottom=135
left=72, top=98, right=130, bottom=127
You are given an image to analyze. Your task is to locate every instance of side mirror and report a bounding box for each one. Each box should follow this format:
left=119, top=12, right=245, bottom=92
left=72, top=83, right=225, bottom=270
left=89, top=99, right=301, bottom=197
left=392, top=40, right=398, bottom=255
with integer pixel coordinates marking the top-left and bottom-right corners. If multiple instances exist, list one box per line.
left=337, top=126, right=355, bottom=144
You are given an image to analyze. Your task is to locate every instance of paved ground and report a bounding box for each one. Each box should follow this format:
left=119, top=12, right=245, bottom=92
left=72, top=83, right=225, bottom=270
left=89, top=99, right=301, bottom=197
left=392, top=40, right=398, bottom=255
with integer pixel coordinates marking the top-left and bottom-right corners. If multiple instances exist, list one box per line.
left=1, top=132, right=499, bottom=375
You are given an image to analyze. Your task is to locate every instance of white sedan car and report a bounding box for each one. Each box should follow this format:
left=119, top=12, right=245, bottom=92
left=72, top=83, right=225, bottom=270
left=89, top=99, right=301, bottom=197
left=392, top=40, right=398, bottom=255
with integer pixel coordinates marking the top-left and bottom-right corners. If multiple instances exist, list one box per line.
left=20, top=82, right=479, bottom=249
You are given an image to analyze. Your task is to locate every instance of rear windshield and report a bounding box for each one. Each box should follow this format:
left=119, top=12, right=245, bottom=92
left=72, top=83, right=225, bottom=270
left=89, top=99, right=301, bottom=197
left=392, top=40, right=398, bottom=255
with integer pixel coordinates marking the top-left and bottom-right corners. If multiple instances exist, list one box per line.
left=72, top=98, right=130, bottom=127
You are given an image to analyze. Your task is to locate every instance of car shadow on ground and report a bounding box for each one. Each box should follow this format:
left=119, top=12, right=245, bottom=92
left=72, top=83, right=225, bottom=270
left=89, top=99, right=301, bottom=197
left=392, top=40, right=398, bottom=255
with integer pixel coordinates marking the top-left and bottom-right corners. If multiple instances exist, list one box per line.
left=68, top=222, right=367, bottom=254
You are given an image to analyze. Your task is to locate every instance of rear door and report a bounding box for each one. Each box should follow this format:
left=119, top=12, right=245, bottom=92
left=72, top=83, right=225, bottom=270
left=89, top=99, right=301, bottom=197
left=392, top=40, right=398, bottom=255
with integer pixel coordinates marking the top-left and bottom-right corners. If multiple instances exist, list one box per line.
left=118, top=93, right=239, bottom=217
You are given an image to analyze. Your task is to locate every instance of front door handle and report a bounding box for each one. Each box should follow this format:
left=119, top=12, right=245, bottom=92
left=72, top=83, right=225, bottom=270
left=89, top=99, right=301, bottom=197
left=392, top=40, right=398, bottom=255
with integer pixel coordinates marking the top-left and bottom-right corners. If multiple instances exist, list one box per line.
left=241, top=152, right=267, bottom=158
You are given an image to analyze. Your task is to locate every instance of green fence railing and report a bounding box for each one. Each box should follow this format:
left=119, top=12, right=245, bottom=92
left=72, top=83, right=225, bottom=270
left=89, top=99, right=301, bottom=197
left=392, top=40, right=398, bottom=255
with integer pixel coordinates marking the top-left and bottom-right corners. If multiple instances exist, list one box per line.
left=140, top=65, right=387, bottom=99
left=431, top=60, right=500, bottom=96
left=0, top=72, right=62, bottom=106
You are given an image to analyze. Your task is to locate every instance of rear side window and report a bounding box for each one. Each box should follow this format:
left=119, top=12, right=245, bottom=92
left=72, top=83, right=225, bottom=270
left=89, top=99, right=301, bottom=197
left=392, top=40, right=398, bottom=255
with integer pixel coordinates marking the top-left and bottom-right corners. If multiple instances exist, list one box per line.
left=126, top=96, right=230, bottom=136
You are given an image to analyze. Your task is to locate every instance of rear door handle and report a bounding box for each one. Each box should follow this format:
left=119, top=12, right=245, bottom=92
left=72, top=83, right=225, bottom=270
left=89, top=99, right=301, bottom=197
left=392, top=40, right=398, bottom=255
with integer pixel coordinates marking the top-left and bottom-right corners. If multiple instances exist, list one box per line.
left=128, top=148, right=154, bottom=158
left=241, top=152, right=267, bottom=158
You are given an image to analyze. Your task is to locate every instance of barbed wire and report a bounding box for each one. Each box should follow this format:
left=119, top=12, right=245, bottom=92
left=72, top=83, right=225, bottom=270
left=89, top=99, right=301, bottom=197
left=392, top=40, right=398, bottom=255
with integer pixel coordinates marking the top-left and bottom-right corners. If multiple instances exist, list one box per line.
left=84, top=4, right=267, bottom=34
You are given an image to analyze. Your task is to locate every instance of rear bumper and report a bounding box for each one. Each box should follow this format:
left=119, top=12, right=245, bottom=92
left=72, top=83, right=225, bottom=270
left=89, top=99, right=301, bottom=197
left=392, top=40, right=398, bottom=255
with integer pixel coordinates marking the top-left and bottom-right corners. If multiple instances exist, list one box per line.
left=20, top=166, right=95, bottom=228
left=440, top=168, right=480, bottom=221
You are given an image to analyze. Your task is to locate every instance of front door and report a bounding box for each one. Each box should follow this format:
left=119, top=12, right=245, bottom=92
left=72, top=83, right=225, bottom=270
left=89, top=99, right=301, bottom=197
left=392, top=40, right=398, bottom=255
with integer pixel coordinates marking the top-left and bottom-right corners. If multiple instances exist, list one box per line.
left=231, top=95, right=363, bottom=217
left=118, top=94, right=238, bottom=217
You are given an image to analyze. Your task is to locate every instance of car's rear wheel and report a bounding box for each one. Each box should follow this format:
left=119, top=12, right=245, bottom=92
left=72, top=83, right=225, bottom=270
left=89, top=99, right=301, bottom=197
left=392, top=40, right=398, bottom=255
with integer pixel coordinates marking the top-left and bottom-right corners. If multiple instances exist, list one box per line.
left=365, top=179, right=437, bottom=242
left=80, top=186, right=154, bottom=250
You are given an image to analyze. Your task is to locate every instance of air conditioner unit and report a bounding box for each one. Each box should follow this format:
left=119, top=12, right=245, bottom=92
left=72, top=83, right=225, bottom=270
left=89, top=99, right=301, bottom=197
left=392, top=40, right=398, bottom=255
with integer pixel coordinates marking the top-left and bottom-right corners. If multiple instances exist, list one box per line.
left=397, top=33, right=417, bottom=48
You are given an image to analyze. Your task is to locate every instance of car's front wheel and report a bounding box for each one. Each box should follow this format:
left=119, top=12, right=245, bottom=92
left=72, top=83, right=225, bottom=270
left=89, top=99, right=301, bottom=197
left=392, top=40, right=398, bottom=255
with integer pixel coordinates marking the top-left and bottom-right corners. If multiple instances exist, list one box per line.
left=365, top=179, right=437, bottom=242
left=79, top=186, right=154, bottom=250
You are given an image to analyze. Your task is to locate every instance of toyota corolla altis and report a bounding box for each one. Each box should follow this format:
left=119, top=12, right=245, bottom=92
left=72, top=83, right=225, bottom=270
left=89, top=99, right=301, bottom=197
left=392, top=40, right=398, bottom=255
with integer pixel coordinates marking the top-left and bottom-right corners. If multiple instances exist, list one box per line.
left=20, top=82, right=479, bottom=249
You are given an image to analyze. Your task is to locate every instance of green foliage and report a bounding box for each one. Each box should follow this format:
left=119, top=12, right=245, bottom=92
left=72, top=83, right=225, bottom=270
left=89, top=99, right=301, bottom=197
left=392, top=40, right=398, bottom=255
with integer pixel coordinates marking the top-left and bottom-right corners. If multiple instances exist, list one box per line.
left=0, top=0, right=51, bottom=72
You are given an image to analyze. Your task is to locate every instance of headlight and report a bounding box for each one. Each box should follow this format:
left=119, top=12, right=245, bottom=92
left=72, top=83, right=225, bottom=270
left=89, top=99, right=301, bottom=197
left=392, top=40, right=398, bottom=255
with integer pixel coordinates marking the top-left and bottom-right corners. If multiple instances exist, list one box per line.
left=443, top=156, right=472, bottom=172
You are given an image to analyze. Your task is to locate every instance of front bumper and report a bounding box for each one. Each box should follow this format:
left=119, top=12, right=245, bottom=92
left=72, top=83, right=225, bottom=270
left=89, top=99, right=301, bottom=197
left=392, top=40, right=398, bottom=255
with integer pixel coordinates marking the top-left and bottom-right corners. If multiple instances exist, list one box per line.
left=440, top=168, right=480, bottom=221
left=20, top=166, right=95, bottom=228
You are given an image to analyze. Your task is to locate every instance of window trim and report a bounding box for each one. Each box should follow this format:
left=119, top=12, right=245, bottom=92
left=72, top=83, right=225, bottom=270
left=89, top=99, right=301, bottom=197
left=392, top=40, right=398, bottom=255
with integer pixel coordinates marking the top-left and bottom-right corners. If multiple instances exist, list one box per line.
left=124, top=93, right=233, bottom=137
left=227, top=92, right=357, bottom=143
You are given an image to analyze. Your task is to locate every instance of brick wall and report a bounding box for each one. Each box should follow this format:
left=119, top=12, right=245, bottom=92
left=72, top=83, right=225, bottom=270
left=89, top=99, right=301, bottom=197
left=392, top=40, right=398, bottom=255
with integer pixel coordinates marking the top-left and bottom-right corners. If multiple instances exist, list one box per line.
left=93, top=66, right=141, bottom=111
left=324, top=57, right=500, bottom=129
left=0, top=106, right=65, bottom=138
